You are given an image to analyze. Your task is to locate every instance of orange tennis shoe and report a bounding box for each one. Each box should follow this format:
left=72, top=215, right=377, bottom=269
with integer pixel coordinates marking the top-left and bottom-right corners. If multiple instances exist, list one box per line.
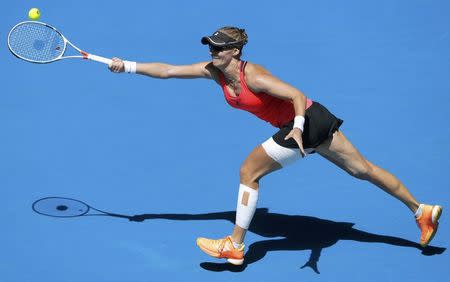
left=416, top=204, right=442, bottom=247
left=196, top=236, right=245, bottom=265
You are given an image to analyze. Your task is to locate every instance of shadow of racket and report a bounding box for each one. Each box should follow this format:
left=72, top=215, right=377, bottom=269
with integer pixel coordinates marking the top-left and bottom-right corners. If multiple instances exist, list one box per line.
left=32, top=197, right=132, bottom=220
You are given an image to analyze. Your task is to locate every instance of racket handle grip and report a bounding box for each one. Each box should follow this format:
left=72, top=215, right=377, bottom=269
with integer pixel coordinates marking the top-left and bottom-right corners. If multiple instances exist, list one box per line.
left=86, top=53, right=112, bottom=65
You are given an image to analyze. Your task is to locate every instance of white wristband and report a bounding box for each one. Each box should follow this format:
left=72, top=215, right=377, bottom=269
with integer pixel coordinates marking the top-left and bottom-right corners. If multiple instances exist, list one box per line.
left=123, top=61, right=137, bottom=74
left=293, top=116, right=305, bottom=132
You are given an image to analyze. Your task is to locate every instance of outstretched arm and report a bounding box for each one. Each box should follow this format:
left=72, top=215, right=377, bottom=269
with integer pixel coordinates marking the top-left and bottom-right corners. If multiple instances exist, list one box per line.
left=108, top=58, right=215, bottom=79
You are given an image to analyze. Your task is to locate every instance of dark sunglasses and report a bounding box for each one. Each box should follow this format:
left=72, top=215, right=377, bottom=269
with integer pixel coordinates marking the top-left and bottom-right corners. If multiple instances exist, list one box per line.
left=209, top=45, right=234, bottom=53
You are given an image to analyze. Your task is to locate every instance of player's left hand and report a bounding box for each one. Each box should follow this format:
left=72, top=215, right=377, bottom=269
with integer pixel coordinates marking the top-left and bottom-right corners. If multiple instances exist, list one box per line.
left=284, top=128, right=306, bottom=157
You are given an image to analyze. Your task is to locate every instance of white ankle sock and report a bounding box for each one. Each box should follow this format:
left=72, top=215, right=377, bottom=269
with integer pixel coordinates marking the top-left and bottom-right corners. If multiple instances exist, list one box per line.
left=232, top=240, right=243, bottom=248
left=235, top=184, right=258, bottom=229
left=415, top=204, right=425, bottom=217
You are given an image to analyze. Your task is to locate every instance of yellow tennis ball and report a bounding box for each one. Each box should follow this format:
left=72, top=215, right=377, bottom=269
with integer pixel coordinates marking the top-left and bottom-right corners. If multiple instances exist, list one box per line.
left=28, top=8, right=41, bottom=20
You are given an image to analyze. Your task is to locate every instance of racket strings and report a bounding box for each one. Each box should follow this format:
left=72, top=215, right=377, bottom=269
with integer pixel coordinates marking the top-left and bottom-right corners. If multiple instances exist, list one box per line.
left=8, top=23, right=65, bottom=62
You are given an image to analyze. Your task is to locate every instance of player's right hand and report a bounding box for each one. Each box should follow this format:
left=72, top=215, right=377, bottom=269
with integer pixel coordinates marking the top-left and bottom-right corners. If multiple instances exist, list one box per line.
left=109, top=57, right=125, bottom=73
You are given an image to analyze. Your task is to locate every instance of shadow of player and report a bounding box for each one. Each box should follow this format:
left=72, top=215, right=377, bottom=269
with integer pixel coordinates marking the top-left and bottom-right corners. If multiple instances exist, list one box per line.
left=128, top=208, right=445, bottom=273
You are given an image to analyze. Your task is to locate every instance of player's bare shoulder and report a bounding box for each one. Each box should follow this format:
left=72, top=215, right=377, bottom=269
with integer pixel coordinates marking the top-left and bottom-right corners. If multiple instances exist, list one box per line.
left=194, top=61, right=217, bottom=79
left=244, top=62, right=274, bottom=92
left=204, top=61, right=223, bottom=84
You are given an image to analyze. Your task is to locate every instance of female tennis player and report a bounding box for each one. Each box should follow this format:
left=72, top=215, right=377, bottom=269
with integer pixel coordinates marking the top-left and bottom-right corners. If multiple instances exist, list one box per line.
left=108, top=27, right=442, bottom=265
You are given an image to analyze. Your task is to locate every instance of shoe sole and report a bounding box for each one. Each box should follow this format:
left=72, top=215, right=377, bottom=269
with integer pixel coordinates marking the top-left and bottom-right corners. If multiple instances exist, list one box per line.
left=421, top=205, right=442, bottom=247
left=227, top=258, right=244, bottom=265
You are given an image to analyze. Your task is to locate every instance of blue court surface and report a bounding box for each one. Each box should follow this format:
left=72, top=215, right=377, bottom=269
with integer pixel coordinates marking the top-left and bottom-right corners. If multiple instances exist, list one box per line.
left=2, top=1, right=449, bottom=281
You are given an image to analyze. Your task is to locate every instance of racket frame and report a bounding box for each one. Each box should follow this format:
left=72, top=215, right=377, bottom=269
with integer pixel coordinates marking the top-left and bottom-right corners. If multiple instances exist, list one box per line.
left=7, top=21, right=112, bottom=65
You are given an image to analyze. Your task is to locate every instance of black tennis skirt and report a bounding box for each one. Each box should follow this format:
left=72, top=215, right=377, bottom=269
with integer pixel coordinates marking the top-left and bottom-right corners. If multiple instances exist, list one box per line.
left=272, top=102, right=343, bottom=151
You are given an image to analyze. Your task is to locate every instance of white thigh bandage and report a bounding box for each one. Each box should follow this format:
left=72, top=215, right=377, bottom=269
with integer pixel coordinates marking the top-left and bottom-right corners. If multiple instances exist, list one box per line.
left=236, top=184, right=258, bottom=230
left=261, top=137, right=313, bottom=167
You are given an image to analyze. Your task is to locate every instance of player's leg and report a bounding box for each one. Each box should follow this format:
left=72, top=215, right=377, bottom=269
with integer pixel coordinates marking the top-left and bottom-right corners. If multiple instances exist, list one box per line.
left=231, top=144, right=282, bottom=244
left=315, top=130, right=442, bottom=246
left=196, top=137, right=305, bottom=265
left=196, top=144, right=283, bottom=265
left=315, top=130, right=419, bottom=211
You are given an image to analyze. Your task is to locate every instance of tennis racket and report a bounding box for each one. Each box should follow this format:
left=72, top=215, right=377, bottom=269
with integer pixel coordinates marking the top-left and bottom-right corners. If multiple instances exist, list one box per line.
left=32, top=196, right=131, bottom=219
left=7, top=21, right=112, bottom=65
